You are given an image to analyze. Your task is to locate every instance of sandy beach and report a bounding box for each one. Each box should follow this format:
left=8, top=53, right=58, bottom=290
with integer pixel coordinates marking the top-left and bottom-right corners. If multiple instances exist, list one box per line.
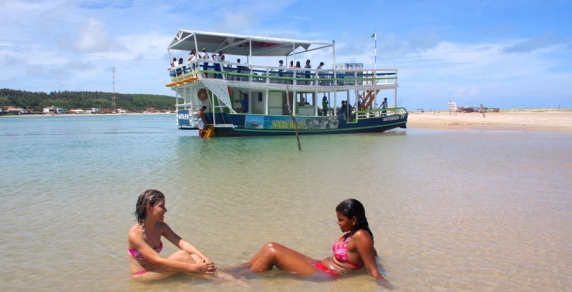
left=407, top=109, right=572, bottom=133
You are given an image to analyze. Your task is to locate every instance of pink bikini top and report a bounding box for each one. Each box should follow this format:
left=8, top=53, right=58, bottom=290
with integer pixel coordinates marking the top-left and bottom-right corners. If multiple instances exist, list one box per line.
left=128, top=241, right=163, bottom=261
left=332, top=233, right=363, bottom=269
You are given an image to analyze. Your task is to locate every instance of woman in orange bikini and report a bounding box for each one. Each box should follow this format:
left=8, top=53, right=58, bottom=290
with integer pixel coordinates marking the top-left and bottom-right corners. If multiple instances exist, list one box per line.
left=127, top=189, right=222, bottom=281
left=226, top=199, right=394, bottom=289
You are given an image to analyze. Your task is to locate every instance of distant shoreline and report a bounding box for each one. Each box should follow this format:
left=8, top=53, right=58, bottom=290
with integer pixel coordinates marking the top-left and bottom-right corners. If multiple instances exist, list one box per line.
left=0, top=112, right=175, bottom=118
left=3, top=109, right=571, bottom=134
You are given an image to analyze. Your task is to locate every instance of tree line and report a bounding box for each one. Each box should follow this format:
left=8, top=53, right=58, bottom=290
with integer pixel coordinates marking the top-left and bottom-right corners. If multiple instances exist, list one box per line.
left=0, top=88, right=182, bottom=112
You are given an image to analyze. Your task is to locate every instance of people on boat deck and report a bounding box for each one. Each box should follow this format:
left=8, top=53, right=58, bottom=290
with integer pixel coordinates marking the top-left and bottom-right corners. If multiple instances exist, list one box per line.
left=295, top=61, right=301, bottom=68
left=236, top=58, right=242, bottom=74
left=304, top=59, right=312, bottom=84
left=339, top=101, right=349, bottom=120
left=322, top=96, right=329, bottom=116
left=317, top=62, right=325, bottom=85
left=127, top=189, right=225, bottom=281
left=381, top=97, right=388, bottom=115
left=188, top=49, right=197, bottom=72
left=177, top=58, right=186, bottom=75
left=212, top=51, right=223, bottom=79
left=222, top=199, right=393, bottom=289
left=169, top=58, right=177, bottom=77
left=241, top=92, right=249, bottom=113
left=289, top=61, right=294, bottom=68
left=200, top=47, right=209, bottom=78
left=198, top=106, right=207, bottom=138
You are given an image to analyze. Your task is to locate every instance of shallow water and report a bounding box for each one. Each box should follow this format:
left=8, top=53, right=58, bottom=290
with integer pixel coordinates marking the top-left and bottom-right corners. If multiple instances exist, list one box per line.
left=1, top=115, right=571, bottom=291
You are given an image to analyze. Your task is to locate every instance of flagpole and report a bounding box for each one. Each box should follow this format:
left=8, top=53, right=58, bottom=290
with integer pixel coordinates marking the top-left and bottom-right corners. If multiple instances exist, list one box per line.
left=374, top=31, right=377, bottom=70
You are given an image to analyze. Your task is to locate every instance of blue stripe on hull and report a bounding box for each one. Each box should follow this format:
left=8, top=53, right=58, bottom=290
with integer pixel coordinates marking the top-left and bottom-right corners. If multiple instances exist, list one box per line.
left=210, top=114, right=408, bottom=136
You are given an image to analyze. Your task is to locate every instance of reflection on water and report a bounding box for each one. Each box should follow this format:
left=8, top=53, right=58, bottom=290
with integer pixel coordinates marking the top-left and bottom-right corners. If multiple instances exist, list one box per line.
left=1, top=115, right=571, bottom=291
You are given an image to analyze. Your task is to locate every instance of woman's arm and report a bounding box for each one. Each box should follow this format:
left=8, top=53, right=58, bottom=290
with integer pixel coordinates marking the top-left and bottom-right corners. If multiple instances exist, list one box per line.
left=162, top=223, right=212, bottom=264
left=354, top=231, right=394, bottom=290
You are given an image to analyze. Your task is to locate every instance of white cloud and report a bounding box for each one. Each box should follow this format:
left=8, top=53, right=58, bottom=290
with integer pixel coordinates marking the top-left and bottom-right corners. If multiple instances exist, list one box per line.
left=27, top=65, right=44, bottom=76
left=67, top=60, right=95, bottom=70
left=454, top=87, right=481, bottom=97
left=503, top=32, right=571, bottom=54
left=57, top=18, right=127, bottom=53
left=3, top=55, right=24, bottom=66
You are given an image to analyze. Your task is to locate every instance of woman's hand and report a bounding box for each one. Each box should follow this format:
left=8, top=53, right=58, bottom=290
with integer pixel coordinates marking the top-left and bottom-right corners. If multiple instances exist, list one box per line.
left=377, top=276, right=395, bottom=290
left=193, top=262, right=216, bottom=273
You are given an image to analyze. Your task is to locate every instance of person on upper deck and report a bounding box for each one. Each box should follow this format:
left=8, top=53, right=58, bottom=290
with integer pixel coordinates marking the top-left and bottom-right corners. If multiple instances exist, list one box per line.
left=200, top=47, right=209, bottom=78
left=278, top=60, right=284, bottom=78
left=188, top=49, right=197, bottom=62
left=317, top=62, right=325, bottom=85
left=212, top=51, right=223, bottom=79
left=177, top=58, right=185, bottom=75
left=222, top=199, right=394, bottom=289
left=188, top=49, right=197, bottom=71
left=305, top=59, right=312, bottom=84
left=169, top=58, right=177, bottom=77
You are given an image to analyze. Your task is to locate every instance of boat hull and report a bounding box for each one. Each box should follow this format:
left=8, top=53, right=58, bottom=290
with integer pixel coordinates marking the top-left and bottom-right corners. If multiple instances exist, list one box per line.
left=178, top=111, right=407, bottom=136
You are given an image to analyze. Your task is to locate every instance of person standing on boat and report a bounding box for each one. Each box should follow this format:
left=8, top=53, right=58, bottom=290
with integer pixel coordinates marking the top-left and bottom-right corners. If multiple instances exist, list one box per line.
left=278, top=60, right=284, bottom=79
left=305, top=59, right=312, bottom=85
left=317, top=62, right=325, bottom=85
left=197, top=106, right=207, bottom=138
left=222, top=199, right=394, bottom=289
left=241, top=92, right=249, bottom=114
left=322, top=96, right=329, bottom=116
left=188, top=49, right=197, bottom=72
left=178, top=58, right=187, bottom=75
left=381, top=98, right=388, bottom=116
left=200, top=47, right=209, bottom=78
left=169, top=57, right=177, bottom=77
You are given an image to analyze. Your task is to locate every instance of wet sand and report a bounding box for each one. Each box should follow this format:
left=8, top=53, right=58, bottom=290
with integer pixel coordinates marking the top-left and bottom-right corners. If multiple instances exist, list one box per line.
left=407, top=110, right=572, bottom=133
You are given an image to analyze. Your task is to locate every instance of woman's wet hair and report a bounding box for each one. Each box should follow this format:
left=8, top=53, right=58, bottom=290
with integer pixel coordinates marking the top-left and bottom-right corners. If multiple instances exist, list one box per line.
left=134, top=189, right=165, bottom=225
left=336, top=199, right=374, bottom=241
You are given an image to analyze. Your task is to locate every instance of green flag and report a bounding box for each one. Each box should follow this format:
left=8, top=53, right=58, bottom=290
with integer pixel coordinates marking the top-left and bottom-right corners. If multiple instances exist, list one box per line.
left=371, top=33, right=376, bottom=38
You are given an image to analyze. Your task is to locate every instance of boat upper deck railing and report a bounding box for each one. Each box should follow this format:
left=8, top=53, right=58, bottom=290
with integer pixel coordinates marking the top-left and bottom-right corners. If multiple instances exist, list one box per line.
left=167, top=60, right=397, bottom=87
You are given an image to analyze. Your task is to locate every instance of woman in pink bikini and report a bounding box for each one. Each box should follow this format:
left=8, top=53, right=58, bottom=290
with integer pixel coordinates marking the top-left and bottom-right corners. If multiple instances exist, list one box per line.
left=226, top=198, right=394, bottom=289
left=127, top=189, right=219, bottom=281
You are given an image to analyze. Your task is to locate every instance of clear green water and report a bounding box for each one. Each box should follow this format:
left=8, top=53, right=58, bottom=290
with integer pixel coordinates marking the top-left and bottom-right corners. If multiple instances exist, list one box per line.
left=1, top=114, right=571, bottom=291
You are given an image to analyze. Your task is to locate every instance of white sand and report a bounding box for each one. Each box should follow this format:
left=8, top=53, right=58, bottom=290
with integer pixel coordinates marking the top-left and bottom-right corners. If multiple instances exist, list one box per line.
left=407, top=110, right=572, bottom=133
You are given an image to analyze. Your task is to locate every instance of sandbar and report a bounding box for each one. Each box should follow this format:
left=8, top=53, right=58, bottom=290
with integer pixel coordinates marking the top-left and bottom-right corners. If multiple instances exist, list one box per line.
left=407, top=109, right=572, bottom=133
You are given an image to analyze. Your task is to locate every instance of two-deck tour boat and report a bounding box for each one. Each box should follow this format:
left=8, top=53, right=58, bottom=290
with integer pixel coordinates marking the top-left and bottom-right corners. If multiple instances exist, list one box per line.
left=167, top=30, right=408, bottom=136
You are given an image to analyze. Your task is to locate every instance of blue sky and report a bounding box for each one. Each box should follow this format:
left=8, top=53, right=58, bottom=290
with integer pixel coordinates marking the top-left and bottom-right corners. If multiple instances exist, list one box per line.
left=1, top=0, right=571, bottom=109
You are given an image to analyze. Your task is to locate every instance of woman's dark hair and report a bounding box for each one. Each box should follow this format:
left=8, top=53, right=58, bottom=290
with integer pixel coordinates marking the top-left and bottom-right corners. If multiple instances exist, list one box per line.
left=134, top=189, right=165, bottom=225
left=336, top=198, right=374, bottom=241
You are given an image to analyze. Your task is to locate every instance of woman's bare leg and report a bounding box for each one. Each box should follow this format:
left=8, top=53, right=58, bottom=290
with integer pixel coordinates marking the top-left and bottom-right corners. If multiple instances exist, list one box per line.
left=132, top=250, right=192, bottom=281
left=247, top=242, right=319, bottom=277
left=134, top=250, right=230, bottom=281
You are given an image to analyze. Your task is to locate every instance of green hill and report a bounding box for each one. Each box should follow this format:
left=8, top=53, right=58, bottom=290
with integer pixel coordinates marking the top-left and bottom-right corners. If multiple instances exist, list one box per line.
left=0, top=88, right=182, bottom=112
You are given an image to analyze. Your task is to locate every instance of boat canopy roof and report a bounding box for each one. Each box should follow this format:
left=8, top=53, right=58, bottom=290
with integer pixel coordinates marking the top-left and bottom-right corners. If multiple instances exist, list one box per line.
left=168, top=30, right=333, bottom=57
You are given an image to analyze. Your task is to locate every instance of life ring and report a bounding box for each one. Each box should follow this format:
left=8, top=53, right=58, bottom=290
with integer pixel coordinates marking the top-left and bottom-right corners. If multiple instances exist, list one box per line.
left=198, top=88, right=208, bottom=101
